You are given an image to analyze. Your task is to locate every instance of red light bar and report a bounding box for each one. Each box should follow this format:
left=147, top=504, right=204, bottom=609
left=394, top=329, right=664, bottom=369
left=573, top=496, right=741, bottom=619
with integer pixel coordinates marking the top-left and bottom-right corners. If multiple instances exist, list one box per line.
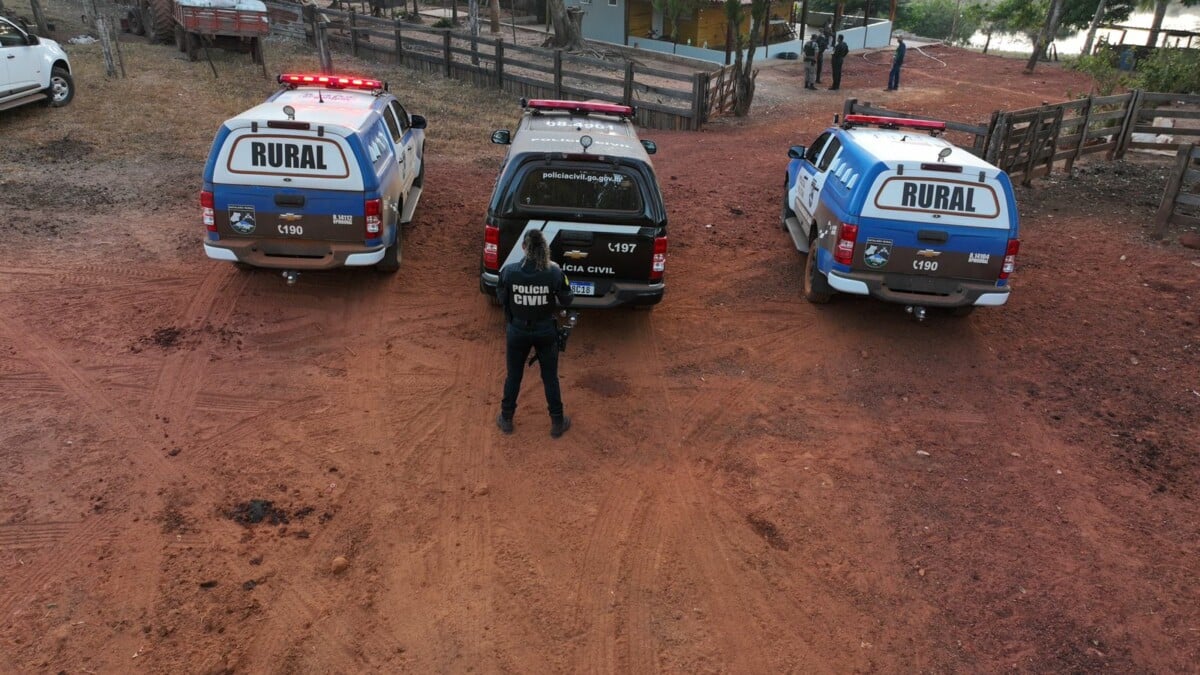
left=844, top=114, right=946, bottom=131
left=278, top=73, right=386, bottom=91
left=524, top=99, right=634, bottom=117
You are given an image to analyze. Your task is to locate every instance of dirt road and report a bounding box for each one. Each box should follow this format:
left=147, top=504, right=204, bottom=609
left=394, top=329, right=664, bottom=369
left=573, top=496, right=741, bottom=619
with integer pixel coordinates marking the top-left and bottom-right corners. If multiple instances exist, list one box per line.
left=1, top=9, right=1198, bottom=673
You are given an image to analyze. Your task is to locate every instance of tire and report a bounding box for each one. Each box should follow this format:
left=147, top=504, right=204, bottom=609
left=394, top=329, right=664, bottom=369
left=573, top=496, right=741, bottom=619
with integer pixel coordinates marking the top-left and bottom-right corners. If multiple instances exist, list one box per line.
left=46, top=67, right=74, bottom=107
left=412, top=153, right=425, bottom=188
left=375, top=228, right=402, bottom=273
left=781, top=175, right=794, bottom=232
left=147, top=0, right=175, bottom=44
left=950, top=305, right=976, bottom=317
left=803, top=227, right=833, bottom=304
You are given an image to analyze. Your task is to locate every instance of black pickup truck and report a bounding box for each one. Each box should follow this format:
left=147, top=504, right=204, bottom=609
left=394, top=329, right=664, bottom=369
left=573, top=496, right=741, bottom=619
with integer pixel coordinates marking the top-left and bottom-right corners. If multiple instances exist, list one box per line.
left=479, top=99, right=668, bottom=309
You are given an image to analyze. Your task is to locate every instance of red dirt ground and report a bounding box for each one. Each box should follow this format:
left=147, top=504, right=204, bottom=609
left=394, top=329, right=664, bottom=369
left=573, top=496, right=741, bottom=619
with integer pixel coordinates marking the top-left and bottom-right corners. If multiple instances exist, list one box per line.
left=1, top=14, right=1198, bottom=674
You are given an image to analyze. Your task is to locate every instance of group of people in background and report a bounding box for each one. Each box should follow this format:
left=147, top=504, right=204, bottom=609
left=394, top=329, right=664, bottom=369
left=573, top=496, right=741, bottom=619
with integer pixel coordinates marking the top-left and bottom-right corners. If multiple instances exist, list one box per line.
left=802, top=28, right=906, bottom=93
left=803, top=27, right=850, bottom=91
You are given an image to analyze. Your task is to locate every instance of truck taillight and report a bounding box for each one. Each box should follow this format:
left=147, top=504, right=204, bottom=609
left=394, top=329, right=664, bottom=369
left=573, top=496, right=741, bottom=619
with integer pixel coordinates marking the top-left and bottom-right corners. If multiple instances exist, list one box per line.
left=201, top=190, right=215, bottom=232
left=1000, top=238, right=1020, bottom=280
left=834, top=223, right=858, bottom=265
left=650, top=236, right=667, bottom=282
left=483, top=225, right=500, bottom=271
left=365, top=198, right=382, bottom=237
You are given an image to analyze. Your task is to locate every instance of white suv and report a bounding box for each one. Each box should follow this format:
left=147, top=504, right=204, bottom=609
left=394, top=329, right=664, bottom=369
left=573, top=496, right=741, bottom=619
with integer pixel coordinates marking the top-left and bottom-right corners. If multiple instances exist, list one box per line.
left=1, top=16, right=73, bottom=112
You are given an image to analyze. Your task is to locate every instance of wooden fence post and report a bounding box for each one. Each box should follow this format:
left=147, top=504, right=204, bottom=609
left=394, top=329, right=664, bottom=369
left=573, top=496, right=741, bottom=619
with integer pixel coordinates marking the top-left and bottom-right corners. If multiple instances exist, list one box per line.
left=495, top=39, right=505, bottom=89
left=443, top=31, right=452, bottom=78
left=394, top=21, right=403, bottom=65
left=1113, top=90, right=1141, bottom=160
left=553, top=50, right=563, bottom=98
left=622, top=61, right=634, bottom=107
left=1068, top=94, right=1095, bottom=174
left=317, top=21, right=333, bottom=74
left=691, top=72, right=708, bottom=128
left=1152, top=143, right=1194, bottom=240
left=349, top=9, right=359, bottom=58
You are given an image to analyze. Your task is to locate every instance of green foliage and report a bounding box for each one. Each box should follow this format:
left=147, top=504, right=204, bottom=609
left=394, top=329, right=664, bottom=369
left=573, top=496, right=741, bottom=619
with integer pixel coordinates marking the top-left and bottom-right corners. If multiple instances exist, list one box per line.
left=1068, top=49, right=1130, bottom=95
left=1132, top=48, right=1200, bottom=93
left=652, top=0, right=703, bottom=42
left=896, top=0, right=982, bottom=42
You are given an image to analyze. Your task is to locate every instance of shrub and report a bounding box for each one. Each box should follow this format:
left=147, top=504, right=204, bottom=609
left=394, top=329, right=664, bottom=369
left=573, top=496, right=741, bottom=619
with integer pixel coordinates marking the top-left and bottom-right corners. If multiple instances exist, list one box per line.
left=1132, top=48, right=1200, bottom=95
left=1068, top=50, right=1130, bottom=97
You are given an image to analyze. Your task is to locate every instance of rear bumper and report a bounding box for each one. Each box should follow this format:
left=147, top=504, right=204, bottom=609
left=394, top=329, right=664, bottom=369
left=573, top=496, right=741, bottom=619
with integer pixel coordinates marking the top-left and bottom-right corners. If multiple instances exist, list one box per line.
left=828, top=270, right=1009, bottom=307
left=480, top=272, right=664, bottom=309
left=204, top=239, right=385, bottom=270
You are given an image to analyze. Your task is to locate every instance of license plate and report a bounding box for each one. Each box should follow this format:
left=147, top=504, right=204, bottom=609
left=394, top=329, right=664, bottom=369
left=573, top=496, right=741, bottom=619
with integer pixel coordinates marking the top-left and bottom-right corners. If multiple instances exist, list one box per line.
left=570, top=281, right=595, bottom=296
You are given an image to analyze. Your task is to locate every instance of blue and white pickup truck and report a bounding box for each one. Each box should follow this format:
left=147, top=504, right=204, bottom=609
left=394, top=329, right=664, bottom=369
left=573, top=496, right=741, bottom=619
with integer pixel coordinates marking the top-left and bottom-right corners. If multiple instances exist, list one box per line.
left=783, top=114, right=1020, bottom=318
left=202, top=73, right=426, bottom=277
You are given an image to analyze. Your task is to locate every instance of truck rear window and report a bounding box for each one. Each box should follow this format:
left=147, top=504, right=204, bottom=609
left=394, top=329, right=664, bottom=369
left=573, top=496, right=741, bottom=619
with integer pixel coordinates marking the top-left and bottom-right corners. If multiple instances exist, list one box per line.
left=516, top=167, right=642, bottom=212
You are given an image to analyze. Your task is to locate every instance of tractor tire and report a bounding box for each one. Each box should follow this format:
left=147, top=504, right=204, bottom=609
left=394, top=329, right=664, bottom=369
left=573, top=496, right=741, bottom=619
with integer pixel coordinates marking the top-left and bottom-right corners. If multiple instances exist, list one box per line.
left=147, top=0, right=175, bottom=44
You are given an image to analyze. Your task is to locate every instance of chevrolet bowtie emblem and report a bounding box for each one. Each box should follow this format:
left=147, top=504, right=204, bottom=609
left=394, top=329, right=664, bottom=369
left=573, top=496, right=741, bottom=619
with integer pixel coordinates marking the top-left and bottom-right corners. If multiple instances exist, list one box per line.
left=915, top=249, right=941, bottom=258
left=280, top=213, right=302, bottom=222
left=563, top=250, right=588, bottom=260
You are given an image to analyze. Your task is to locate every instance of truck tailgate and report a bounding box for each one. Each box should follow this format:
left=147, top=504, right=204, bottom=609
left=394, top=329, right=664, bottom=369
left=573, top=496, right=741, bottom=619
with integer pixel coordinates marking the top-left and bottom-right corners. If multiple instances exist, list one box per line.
left=856, top=224, right=1008, bottom=281
left=544, top=222, right=658, bottom=296
left=213, top=185, right=364, bottom=243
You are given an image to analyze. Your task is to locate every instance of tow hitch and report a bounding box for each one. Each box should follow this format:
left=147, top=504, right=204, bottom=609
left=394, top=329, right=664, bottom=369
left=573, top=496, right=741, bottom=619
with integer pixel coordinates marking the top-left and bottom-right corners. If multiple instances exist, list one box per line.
left=281, top=270, right=300, bottom=286
left=905, top=305, right=928, bottom=322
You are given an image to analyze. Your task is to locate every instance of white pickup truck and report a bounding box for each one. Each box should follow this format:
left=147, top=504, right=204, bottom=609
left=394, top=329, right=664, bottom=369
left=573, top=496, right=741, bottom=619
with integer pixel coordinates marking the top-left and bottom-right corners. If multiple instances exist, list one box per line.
left=0, top=15, right=73, bottom=112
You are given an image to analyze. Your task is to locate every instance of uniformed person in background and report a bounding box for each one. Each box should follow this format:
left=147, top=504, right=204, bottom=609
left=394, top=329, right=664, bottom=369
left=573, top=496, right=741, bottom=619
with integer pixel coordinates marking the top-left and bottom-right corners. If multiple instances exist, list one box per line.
left=497, top=229, right=575, bottom=438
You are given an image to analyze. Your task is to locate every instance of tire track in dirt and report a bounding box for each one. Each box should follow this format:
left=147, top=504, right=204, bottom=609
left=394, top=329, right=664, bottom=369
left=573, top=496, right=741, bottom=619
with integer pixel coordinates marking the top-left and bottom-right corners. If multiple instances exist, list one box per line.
left=0, top=514, right=120, bottom=622
left=148, top=266, right=250, bottom=426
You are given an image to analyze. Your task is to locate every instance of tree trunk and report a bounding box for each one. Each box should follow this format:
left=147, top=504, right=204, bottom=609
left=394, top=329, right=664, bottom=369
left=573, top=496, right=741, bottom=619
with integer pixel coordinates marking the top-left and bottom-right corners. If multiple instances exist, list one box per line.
left=1025, top=0, right=1064, bottom=73
left=1081, top=0, right=1107, bottom=55
left=546, top=0, right=586, bottom=51
left=469, top=0, right=480, bottom=36
left=1145, top=0, right=1167, bottom=48
left=488, top=0, right=500, bottom=34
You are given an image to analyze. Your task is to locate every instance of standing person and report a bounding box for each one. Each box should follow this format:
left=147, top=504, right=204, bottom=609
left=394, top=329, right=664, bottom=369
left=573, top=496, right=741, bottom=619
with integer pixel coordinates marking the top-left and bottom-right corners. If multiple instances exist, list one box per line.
left=496, top=229, right=575, bottom=438
left=829, top=34, right=848, bottom=90
left=802, top=34, right=818, bottom=90
left=886, top=36, right=906, bottom=91
left=815, top=29, right=829, bottom=85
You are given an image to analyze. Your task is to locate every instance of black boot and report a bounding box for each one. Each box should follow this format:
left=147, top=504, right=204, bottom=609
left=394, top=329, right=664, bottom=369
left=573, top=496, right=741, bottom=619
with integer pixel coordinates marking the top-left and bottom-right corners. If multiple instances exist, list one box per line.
left=496, top=413, right=513, bottom=434
left=550, top=416, right=571, bottom=438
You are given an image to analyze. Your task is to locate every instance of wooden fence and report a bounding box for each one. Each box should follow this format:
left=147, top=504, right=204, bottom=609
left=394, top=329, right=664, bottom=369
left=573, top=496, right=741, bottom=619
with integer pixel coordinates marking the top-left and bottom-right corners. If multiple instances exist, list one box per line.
left=844, top=92, right=1200, bottom=186
left=1153, top=143, right=1200, bottom=239
left=303, top=5, right=713, bottom=130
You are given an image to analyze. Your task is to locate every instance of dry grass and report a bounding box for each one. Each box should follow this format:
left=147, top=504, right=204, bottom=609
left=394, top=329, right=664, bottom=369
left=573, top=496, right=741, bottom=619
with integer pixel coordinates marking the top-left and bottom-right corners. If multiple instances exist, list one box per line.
left=2, top=0, right=525, bottom=166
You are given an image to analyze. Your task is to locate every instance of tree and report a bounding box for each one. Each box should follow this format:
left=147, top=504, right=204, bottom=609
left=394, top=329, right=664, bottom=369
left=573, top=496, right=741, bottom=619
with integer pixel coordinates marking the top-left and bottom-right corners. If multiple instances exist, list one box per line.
left=489, top=0, right=501, bottom=34
left=1025, top=0, right=1065, bottom=71
left=546, top=0, right=586, bottom=50
left=1134, top=0, right=1200, bottom=48
left=895, top=0, right=982, bottom=43
left=723, top=0, right=771, bottom=116
left=652, top=0, right=703, bottom=43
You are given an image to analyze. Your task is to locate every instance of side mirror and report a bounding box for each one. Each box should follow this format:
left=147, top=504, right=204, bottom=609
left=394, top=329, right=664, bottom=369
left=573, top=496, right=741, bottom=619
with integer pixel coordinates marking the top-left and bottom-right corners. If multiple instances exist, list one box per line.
left=640, top=140, right=657, bottom=155
left=491, top=129, right=511, bottom=145
left=26, top=34, right=40, bottom=46
left=409, top=114, right=427, bottom=130
left=787, top=145, right=806, bottom=160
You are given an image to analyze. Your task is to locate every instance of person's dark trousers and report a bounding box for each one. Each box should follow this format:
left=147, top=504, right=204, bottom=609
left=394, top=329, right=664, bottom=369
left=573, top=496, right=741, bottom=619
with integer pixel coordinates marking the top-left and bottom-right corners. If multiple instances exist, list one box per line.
left=816, top=53, right=824, bottom=83
left=887, top=65, right=901, bottom=90
left=501, top=322, right=563, bottom=420
left=831, top=61, right=843, bottom=89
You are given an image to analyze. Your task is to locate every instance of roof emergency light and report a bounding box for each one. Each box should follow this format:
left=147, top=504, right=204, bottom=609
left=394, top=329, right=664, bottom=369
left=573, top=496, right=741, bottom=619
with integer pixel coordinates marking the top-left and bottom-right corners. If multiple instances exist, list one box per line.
left=844, top=114, right=946, bottom=133
left=278, top=73, right=387, bottom=92
left=523, top=99, right=635, bottom=118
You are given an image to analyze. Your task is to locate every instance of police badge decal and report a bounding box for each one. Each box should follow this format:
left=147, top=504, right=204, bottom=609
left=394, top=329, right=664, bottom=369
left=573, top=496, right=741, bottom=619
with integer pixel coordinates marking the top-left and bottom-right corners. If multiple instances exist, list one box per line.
left=864, top=238, right=892, bottom=269
left=229, top=206, right=256, bottom=235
